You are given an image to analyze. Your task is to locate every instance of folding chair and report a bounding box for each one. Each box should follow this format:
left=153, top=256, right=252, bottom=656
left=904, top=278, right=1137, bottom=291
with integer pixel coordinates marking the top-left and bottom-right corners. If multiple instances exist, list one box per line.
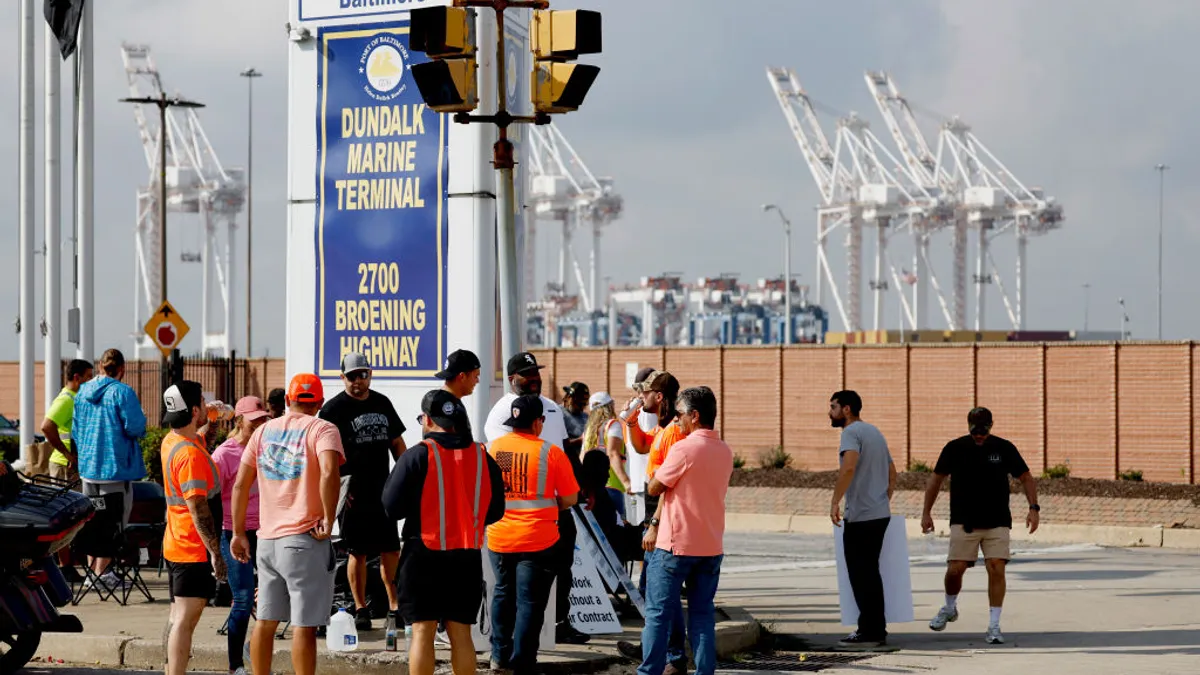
left=70, top=489, right=155, bottom=605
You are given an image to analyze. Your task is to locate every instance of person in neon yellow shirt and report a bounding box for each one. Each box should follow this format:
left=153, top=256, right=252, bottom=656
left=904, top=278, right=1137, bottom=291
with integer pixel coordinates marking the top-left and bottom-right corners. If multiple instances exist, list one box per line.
left=41, top=359, right=95, bottom=484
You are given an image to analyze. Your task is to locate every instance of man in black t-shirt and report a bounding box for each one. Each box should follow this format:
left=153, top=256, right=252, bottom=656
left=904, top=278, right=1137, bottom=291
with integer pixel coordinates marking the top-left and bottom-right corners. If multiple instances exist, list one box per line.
left=920, top=407, right=1040, bottom=646
left=319, top=352, right=407, bottom=631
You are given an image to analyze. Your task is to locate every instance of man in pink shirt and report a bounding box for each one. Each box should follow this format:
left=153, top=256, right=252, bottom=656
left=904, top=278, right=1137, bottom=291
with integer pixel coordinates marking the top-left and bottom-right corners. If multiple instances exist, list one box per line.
left=638, top=386, right=733, bottom=675
left=230, top=374, right=344, bottom=675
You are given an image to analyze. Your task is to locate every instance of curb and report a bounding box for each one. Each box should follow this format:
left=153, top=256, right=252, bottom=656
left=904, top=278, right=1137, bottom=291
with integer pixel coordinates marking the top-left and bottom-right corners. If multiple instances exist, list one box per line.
left=726, top=512, right=1198, bottom=549
left=35, top=606, right=762, bottom=674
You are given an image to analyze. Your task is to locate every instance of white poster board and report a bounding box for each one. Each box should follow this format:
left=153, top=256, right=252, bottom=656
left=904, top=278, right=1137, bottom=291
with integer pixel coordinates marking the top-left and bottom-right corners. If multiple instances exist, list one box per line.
left=470, top=543, right=556, bottom=653
left=566, top=547, right=622, bottom=635
left=832, top=515, right=915, bottom=626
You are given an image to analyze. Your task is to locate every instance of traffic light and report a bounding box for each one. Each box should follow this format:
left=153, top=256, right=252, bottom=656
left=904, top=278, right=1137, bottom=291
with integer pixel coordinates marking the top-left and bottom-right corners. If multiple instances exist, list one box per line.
left=531, top=10, right=602, bottom=114
left=409, top=7, right=479, bottom=114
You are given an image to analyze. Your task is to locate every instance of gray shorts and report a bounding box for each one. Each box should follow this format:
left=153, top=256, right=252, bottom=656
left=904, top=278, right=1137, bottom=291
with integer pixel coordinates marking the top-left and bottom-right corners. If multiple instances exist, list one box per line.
left=257, top=534, right=336, bottom=627
left=81, top=480, right=133, bottom=530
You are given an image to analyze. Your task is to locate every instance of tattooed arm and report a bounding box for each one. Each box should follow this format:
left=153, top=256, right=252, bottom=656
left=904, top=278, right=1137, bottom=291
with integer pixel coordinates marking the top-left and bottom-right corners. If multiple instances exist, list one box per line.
left=186, top=495, right=227, bottom=580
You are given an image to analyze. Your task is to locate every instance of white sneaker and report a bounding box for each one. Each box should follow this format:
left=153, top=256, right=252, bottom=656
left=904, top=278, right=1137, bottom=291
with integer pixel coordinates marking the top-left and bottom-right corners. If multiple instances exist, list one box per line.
left=929, top=606, right=958, bottom=631
left=985, top=624, right=1004, bottom=644
left=434, top=629, right=451, bottom=646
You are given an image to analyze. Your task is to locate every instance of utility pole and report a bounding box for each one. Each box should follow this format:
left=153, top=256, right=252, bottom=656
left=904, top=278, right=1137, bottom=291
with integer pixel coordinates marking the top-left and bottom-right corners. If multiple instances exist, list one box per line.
left=45, top=19, right=62, bottom=410
left=763, top=204, right=793, bottom=345
left=241, top=68, right=262, bottom=359
left=1154, top=164, right=1168, bottom=340
left=1082, top=282, right=1091, bottom=332
left=18, top=0, right=35, bottom=455
left=76, top=0, right=94, bottom=362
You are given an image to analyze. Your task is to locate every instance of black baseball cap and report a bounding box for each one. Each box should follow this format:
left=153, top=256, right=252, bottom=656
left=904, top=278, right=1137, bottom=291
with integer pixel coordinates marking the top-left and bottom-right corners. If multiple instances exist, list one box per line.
left=163, top=380, right=204, bottom=427
left=503, top=394, right=544, bottom=430
left=563, top=381, right=589, bottom=397
left=422, top=390, right=469, bottom=432
left=506, top=352, right=545, bottom=377
left=435, top=349, right=482, bottom=380
left=968, top=407, right=993, bottom=435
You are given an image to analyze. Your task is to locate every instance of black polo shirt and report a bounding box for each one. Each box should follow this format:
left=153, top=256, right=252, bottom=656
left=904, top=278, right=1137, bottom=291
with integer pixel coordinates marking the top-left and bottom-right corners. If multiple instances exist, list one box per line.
left=934, top=434, right=1030, bottom=530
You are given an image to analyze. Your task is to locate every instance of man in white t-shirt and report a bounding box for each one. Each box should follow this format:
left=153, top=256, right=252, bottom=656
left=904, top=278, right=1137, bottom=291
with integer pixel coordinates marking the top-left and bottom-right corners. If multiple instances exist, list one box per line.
left=484, top=352, right=568, bottom=448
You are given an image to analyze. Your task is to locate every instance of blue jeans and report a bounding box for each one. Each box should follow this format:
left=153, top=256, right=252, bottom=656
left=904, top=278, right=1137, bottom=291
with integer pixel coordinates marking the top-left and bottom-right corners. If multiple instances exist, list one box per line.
left=219, top=530, right=257, bottom=672
left=607, top=488, right=628, bottom=523
left=639, top=549, right=723, bottom=675
left=489, top=548, right=557, bottom=675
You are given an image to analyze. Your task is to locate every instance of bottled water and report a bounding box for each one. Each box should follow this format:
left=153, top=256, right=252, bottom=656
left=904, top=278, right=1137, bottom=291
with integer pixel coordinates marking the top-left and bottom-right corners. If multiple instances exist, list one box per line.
left=384, top=615, right=398, bottom=652
left=326, top=608, right=359, bottom=652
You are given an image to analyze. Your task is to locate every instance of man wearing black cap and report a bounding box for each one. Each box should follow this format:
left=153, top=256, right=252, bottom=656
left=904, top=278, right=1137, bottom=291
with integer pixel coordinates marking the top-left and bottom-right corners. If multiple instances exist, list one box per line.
left=383, top=390, right=506, bottom=675
left=437, top=349, right=483, bottom=401
left=484, top=352, right=568, bottom=450
left=921, top=407, right=1040, bottom=645
left=318, top=352, right=407, bottom=631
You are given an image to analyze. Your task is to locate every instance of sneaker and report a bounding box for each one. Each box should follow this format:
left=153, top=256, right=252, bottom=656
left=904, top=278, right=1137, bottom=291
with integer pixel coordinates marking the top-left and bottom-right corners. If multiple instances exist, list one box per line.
left=556, top=621, right=591, bottom=645
left=985, top=625, right=1004, bottom=644
left=354, top=609, right=372, bottom=631
left=929, top=606, right=959, bottom=632
left=231, top=668, right=250, bottom=675
left=434, top=629, right=451, bottom=646
left=837, top=631, right=886, bottom=650
left=489, top=659, right=513, bottom=675
left=617, top=640, right=641, bottom=661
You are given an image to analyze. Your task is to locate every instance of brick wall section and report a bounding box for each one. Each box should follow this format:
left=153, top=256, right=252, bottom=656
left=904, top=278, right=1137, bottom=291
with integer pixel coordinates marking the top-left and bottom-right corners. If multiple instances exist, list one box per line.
left=1118, top=345, right=1191, bottom=483
left=1046, top=345, right=1117, bottom=479
left=976, top=345, right=1046, bottom=473
left=844, top=347, right=908, bottom=468
left=909, top=346, right=974, bottom=470
left=722, top=348, right=781, bottom=462
left=664, top=348, right=723, bottom=432
left=782, top=348, right=842, bottom=471
left=725, top=486, right=1200, bottom=529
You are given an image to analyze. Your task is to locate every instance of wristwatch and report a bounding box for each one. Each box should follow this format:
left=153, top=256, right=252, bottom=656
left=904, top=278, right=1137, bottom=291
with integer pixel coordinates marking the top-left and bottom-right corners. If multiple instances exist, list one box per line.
left=648, top=517, right=661, bottom=527
left=1029, top=504, right=1040, bottom=512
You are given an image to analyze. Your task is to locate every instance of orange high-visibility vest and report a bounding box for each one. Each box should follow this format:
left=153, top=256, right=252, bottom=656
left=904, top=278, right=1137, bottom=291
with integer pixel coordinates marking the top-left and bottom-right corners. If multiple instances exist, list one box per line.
left=419, top=439, right=491, bottom=551
left=486, top=433, right=561, bottom=553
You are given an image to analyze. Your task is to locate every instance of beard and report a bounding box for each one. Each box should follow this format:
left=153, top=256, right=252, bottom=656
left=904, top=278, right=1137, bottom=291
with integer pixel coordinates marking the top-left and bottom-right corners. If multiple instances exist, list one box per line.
left=830, top=416, right=846, bottom=428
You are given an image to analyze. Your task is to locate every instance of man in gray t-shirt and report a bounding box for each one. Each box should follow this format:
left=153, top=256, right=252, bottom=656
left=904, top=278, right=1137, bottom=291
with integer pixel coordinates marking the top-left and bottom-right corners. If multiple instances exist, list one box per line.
left=829, top=390, right=896, bottom=650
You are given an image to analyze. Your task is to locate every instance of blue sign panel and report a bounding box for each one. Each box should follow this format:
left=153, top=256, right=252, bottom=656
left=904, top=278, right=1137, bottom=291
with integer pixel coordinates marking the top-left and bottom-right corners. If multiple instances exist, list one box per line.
left=315, top=22, right=448, bottom=379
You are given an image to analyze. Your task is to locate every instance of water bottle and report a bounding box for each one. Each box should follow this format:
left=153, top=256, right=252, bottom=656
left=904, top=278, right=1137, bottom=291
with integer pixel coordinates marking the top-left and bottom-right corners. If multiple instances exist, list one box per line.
left=207, top=401, right=236, bottom=423
left=326, top=608, right=359, bottom=652
left=404, top=625, right=413, bottom=651
left=384, top=615, right=398, bottom=652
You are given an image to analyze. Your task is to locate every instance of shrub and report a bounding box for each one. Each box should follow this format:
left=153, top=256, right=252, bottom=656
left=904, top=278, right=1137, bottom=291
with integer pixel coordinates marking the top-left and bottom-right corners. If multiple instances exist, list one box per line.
left=732, top=453, right=747, bottom=470
left=1043, top=463, right=1071, bottom=479
left=908, top=459, right=933, bottom=473
left=759, top=446, right=792, bottom=470
left=0, top=437, right=18, bottom=464
left=140, top=428, right=172, bottom=485
left=1118, top=469, right=1143, bottom=482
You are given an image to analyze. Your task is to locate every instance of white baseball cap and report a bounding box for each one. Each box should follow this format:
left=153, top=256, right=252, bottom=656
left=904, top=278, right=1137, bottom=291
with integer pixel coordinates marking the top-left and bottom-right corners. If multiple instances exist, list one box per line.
left=588, top=391, right=614, bottom=410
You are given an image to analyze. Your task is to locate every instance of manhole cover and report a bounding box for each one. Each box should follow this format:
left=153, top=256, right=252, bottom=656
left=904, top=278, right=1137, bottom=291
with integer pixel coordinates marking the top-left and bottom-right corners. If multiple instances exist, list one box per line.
left=718, top=651, right=875, bottom=672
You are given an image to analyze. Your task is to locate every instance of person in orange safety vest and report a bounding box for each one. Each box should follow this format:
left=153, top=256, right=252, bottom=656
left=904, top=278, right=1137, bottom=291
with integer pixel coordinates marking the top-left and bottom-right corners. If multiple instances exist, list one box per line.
left=382, top=390, right=505, bottom=675
left=485, top=394, right=580, bottom=675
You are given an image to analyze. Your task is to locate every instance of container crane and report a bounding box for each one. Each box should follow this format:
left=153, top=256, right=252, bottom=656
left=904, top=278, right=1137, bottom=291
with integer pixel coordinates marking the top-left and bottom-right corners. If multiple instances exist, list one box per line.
left=121, top=43, right=245, bottom=357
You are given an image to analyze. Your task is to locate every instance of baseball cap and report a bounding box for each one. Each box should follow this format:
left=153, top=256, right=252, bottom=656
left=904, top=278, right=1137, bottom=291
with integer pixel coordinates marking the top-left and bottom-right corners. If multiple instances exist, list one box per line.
left=435, top=349, right=482, bottom=380
left=421, top=389, right=469, bottom=431
left=968, top=407, right=993, bottom=435
left=588, top=391, right=614, bottom=410
left=631, top=366, right=656, bottom=391
left=287, top=373, right=325, bottom=404
left=162, top=380, right=204, bottom=427
left=234, top=396, right=271, bottom=422
left=503, top=394, right=544, bottom=430
left=639, top=370, right=680, bottom=398
left=563, top=381, right=589, bottom=397
left=506, top=352, right=545, bottom=377
left=340, top=352, right=371, bottom=375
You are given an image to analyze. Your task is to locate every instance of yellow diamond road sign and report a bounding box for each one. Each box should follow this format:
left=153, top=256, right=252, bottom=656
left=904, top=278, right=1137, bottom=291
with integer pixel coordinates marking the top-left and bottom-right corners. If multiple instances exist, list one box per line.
left=143, top=300, right=190, bottom=358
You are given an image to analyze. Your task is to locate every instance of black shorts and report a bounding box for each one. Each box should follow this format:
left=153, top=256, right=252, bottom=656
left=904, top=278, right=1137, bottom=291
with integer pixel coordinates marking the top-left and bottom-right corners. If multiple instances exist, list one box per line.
left=397, top=544, right=483, bottom=626
left=167, top=561, right=217, bottom=600
left=339, top=488, right=401, bottom=556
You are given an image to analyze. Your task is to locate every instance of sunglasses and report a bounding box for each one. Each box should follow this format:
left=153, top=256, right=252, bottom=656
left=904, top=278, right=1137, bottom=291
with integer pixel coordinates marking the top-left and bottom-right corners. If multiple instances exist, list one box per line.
left=344, top=371, right=370, bottom=382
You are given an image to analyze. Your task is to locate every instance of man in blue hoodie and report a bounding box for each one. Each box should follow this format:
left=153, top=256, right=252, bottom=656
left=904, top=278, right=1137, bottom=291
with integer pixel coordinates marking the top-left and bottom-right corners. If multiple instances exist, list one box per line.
left=73, top=348, right=148, bottom=583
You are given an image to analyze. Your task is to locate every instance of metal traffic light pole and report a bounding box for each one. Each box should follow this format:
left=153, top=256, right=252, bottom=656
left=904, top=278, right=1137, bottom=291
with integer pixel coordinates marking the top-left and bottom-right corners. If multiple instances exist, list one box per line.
left=455, top=0, right=551, bottom=361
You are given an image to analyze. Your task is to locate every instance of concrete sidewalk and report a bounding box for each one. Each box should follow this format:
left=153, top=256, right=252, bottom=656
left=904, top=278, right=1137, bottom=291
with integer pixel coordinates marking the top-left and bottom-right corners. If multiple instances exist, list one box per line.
left=718, top=535, right=1200, bottom=674
left=34, top=573, right=759, bottom=675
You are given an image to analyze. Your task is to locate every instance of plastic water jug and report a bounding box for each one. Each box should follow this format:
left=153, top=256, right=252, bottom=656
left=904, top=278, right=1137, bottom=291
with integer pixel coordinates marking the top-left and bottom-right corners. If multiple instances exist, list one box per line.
left=326, top=608, right=359, bottom=652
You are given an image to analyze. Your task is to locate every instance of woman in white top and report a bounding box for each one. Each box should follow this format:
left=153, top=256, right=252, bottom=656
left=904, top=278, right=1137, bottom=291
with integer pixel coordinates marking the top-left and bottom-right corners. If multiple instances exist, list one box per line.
left=581, top=392, right=630, bottom=523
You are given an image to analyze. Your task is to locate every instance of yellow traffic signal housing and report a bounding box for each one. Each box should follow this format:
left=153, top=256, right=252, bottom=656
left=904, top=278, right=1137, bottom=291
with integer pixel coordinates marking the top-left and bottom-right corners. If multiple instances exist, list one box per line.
left=412, top=60, right=479, bottom=114
left=532, top=62, right=600, bottom=114
left=530, top=10, right=601, bottom=114
left=409, top=6, right=479, bottom=114
left=532, top=10, right=602, bottom=61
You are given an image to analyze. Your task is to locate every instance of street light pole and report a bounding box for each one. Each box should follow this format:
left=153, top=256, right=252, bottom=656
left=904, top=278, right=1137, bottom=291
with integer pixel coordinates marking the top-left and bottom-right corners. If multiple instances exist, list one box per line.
left=763, top=204, right=793, bottom=345
left=241, top=68, right=262, bottom=359
left=1118, top=297, right=1129, bottom=340
left=1154, top=163, right=1168, bottom=340
left=1082, top=282, right=1091, bottom=332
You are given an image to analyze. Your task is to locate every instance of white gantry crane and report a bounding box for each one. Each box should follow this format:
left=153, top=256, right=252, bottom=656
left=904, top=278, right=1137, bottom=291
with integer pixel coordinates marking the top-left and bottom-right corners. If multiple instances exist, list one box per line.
left=527, top=123, right=623, bottom=315
left=122, top=43, right=245, bottom=357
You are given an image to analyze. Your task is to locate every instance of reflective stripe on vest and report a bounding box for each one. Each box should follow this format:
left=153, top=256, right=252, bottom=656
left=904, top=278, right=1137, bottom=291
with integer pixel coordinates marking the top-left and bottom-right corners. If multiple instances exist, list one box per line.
left=505, top=440, right=556, bottom=510
left=164, top=439, right=220, bottom=507
left=428, top=441, right=487, bottom=551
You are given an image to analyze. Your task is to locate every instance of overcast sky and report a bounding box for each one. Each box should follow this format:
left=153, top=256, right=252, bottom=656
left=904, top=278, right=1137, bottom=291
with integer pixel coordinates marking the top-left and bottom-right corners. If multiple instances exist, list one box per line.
left=1, top=0, right=1198, bottom=360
